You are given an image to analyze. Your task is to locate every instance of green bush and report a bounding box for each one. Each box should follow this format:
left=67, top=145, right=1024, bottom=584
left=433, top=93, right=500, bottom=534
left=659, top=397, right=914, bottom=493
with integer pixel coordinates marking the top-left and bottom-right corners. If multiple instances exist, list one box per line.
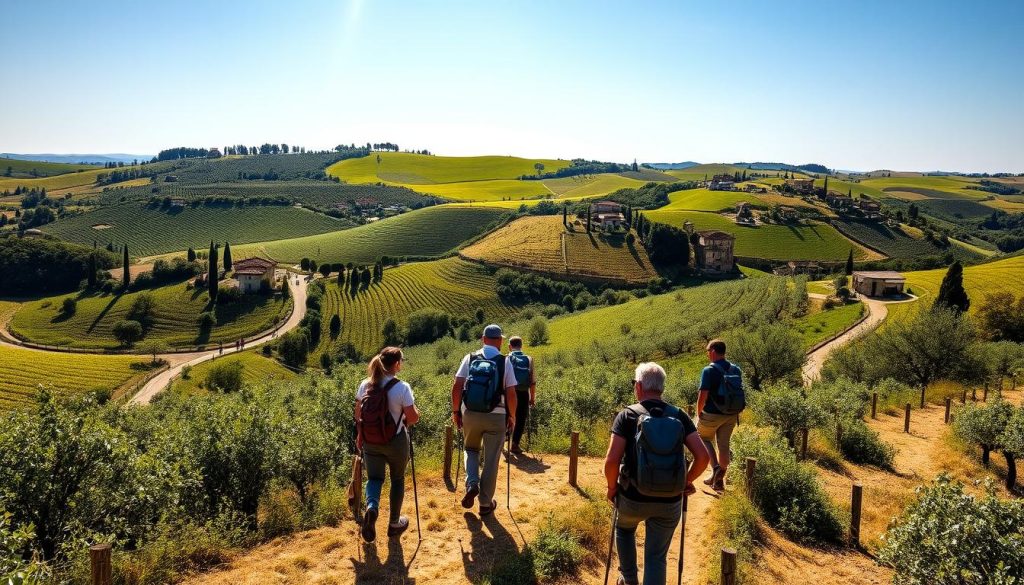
left=528, top=316, right=549, bottom=346
left=730, top=428, right=844, bottom=542
left=749, top=382, right=825, bottom=441
left=834, top=419, right=895, bottom=469
left=879, top=475, right=1024, bottom=585
left=112, top=319, right=144, bottom=346
left=61, top=297, right=77, bottom=316
left=532, top=519, right=584, bottom=581
left=205, top=361, right=244, bottom=393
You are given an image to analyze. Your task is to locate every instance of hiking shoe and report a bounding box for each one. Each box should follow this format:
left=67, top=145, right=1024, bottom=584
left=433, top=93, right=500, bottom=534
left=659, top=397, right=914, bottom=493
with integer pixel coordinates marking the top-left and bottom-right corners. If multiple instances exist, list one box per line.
left=713, top=469, right=726, bottom=492
left=703, top=467, right=721, bottom=487
left=511, top=443, right=523, bottom=455
left=387, top=516, right=410, bottom=538
left=480, top=499, right=498, bottom=516
left=461, top=484, right=479, bottom=509
left=361, top=506, right=378, bottom=542
left=616, top=576, right=639, bottom=585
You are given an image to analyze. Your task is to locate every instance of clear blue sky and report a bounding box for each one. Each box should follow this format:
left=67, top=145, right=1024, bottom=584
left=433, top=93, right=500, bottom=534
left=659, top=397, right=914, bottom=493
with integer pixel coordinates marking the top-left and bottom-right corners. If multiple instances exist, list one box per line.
left=2, top=0, right=1022, bottom=172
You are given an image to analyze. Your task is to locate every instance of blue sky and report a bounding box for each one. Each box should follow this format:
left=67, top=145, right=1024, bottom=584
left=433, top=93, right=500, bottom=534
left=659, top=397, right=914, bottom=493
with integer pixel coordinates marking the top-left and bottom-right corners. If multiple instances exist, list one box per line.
left=2, top=0, right=1022, bottom=172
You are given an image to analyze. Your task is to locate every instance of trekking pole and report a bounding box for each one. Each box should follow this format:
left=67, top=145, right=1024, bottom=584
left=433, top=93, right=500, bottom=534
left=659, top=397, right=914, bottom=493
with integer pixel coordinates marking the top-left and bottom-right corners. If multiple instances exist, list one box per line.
left=506, top=430, right=512, bottom=510
left=677, top=491, right=689, bottom=585
left=604, top=496, right=618, bottom=585
left=408, top=428, right=422, bottom=541
left=526, top=405, right=532, bottom=452
left=455, top=428, right=463, bottom=495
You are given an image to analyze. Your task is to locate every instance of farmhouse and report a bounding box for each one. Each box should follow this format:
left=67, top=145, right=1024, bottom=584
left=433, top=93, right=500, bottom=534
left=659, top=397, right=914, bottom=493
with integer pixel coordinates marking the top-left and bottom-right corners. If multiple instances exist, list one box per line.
left=785, top=178, right=815, bottom=193
left=826, top=192, right=854, bottom=210
left=232, top=257, right=276, bottom=294
left=778, top=206, right=799, bottom=221
left=590, top=201, right=625, bottom=230
left=857, top=198, right=882, bottom=219
left=745, top=183, right=767, bottom=193
left=852, top=270, right=906, bottom=297
left=695, top=230, right=735, bottom=274
left=709, top=175, right=735, bottom=191
left=777, top=260, right=823, bottom=277
left=169, top=197, right=186, bottom=208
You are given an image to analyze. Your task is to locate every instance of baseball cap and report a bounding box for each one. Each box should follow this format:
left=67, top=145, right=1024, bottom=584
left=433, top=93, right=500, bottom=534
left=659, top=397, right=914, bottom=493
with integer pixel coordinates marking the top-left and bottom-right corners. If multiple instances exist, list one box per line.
left=483, top=324, right=503, bottom=339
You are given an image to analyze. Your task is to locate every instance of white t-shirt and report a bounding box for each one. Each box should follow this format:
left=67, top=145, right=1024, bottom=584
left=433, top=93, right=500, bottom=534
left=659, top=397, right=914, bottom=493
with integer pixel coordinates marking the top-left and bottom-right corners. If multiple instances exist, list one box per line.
left=357, top=375, right=415, bottom=433
left=455, top=346, right=519, bottom=415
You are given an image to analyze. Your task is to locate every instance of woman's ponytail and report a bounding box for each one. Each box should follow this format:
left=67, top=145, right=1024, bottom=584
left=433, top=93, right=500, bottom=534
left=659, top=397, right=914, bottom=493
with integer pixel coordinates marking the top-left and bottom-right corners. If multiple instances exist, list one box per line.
left=367, top=346, right=403, bottom=388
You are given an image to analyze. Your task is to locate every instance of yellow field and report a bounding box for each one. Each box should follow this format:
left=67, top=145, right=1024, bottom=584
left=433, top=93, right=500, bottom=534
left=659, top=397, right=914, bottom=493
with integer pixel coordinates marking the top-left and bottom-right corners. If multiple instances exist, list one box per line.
left=902, top=255, right=1024, bottom=315
left=170, top=351, right=297, bottom=394
left=661, top=188, right=766, bottom=212
left=541, top=174, right=645, bottom=198
left=328, top=152, right=570, bottom=184
left=461, top=215, right=658, bottom=284
left=403, top=179, right=553, bottom=201
left=0, top=166, right=109, bottom=193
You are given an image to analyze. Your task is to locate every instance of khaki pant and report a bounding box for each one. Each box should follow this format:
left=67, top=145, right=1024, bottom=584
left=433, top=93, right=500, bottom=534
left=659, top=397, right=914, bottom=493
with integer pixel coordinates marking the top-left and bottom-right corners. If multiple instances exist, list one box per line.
left=698, top=412, right=738, bottom=470
left=462, top=410, right=507, bottom=508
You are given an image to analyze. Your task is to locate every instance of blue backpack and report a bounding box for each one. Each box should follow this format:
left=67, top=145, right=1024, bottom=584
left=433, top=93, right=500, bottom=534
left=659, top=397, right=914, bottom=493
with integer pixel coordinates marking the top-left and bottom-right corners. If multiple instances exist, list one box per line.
left=710, top=361, right=745, bottom=415
left=508, top=351, right=531, bottom=389
left=629, top=404, right=688, bottom=498
left=462, top=351, right=504, bottom=412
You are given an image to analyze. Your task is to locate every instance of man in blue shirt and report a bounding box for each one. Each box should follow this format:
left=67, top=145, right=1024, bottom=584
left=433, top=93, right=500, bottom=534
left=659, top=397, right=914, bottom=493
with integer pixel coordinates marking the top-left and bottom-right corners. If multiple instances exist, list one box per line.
left=695, top=339, right=742, bottom=492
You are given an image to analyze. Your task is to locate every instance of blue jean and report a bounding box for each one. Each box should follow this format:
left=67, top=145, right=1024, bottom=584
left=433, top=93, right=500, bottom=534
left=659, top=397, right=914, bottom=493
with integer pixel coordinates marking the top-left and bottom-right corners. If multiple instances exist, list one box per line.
left=363, top=430, right=409, bottom=524
left=615, top=495, right=682, bottom=585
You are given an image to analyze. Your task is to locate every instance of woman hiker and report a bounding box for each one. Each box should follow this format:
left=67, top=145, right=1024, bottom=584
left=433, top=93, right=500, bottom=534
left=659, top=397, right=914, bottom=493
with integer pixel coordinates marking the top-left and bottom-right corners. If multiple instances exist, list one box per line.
left=355, top=346, right=421, bottom=541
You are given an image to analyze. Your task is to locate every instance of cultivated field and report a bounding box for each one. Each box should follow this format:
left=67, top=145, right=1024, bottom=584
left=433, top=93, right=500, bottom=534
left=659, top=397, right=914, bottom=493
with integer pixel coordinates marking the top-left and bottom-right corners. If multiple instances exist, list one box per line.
left=8, top=282, right=292, bottom=350
left=645, top=209, right=877, bottom=261
left=42, top=203, right=352, bottom=257
left=542, top=174, right=647, bottom=198
left=170, top=351, right=297, bottom=395
left=96, top=181, right=431, bottom=209
left=0, top=157, right=98, bottom=178
left=328, top=152, right=570, bottom=184
left=829, top=218, right=958, bottom=259
left=461, top=215, right=659, bottom=283
left=315, top=257, right=517, bottom=358
left=0, top=345, right=150, bottom=409
left=234, top=204, right=509, bottom=265
left=661, top=187, right=766, bottom=212
left=404, top=178, right=553, bottom=201
left=901, top=254, right=1024, bottom=316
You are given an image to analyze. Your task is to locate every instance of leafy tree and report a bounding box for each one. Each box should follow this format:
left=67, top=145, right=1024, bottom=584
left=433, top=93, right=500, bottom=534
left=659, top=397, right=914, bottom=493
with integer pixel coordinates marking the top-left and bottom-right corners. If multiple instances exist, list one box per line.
left=320, top=352, right=333, bottom=374
left=728, top=322, right=805, bottom=389
left=126, top=292, right=156, bottom=328
left=405, top=308, right=452, bottom=345
left=112, top=320, right=143, bottom=346
left=223, top=242, right=232, bottom=271
left=750, top=382, right=824, bottom=444
left=528, top=316, right=549, bottom=346
left=382, top=318, right=401, bottom=346
left=953, top=399, right=1013, bottom=466
left=187, top=247, right=197, bottom=262
left=845, top=249, right=853, bottom=276
left=300, top=258, right=310, bottom=271
left=122, top=244, right=130, bottom=288
left=933, top=261, right=969, bottom=313
left=0, top=239, right=115, bottom=295
left=329, top=314, right=341, bottom=339
left=208, top=241, right=218, bottom=302
left=139, top=340, right=169, bottom=364
left=278, top=329, right=309, bottom=367
left=319, top=264, right=331, bottom=278
left=61, top=297, right=77, bottom=316
left=534, top=162, right=545, bottom=176
left=205, top=361, right=244, bottom=393
left=978, top=292, right=1024, bottom=342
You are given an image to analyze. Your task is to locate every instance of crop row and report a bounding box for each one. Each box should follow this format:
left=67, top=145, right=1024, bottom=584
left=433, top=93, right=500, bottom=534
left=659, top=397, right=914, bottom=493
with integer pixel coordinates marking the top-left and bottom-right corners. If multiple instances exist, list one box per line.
left=0, top=346, right=147, bottom=408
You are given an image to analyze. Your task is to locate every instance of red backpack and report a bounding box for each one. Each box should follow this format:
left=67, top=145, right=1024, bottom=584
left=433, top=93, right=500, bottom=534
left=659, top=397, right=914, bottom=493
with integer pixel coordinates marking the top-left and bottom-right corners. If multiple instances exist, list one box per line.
left=359, top=378, right=402, bottom=446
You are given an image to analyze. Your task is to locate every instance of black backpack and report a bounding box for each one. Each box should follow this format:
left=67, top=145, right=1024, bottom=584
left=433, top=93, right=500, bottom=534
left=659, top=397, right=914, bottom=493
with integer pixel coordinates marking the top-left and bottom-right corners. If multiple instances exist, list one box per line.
left=709, top=361, right=745, bottom=415
left=627, top=403, right=688, bottom=498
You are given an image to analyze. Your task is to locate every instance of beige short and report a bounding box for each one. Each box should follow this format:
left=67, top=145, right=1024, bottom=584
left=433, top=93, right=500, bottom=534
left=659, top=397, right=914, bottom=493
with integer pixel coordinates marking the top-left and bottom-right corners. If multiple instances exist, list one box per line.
left=697, top=411, right=738, bottom=443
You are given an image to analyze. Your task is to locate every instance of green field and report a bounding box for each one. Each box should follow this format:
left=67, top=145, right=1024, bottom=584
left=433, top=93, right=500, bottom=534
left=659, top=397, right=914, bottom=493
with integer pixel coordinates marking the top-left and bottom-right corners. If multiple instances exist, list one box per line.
left=328, top=152, right=570, bottom=184
left=900, top=255, right=1024, bottom=317
left=0, top=166, right=112, bottom=193
left=170, top=351, right=297, bottom=394
left=542, top=174, right=647, bottom=198
left=645, top=209, right=873, bottom=261
left=315, top=257, right=517, bottom=358
left=9, top=282, right=292, bottom=350
left=461, top=215, right=658, bottom=284
left=95, top=181, right=432, bottom=209
left=0, top=345, right=151, bottom=409
left=0, top=157, right=98, bottom=179
left=42, top=203, right=352, bottom=258
left=665, top=164, right=810, bottom=183
left=790, top=300, right=865, bottom=348
left=402, top=178, right=553, bottom=201
left=234, top=204, right=510, bottom=265
left=661, top=188, right=766, bottom=212
left=829, top=218, right=954, bottom=258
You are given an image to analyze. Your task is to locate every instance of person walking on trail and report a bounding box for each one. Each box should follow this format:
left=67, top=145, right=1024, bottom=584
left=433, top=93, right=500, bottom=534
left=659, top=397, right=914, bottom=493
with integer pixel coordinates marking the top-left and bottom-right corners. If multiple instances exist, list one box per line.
left=356, top=346, right=420, bottom=542
left=696, top=339, right=745, bottom=493
left=507, top=336, right=535, bottom=455
left=604, top=362, right=710, bottom=585
left=451, top=324, right=519, bottom=516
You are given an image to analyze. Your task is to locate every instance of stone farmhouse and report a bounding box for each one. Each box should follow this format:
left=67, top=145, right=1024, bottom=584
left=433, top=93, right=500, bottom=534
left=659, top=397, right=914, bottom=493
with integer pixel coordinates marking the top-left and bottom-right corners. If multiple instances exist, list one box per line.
left=590, top=201, right=626, bottom=230
left=709, top=175, right=735, bottom=191
left=785, top=178, right=815, bottom=193
left=826, top=192, right=854, bottom=211
left=232, top=257, right=276, bottom=293
left=852, top=270, right=906, bottom=297
left=695, top=230, right=736, bottom=274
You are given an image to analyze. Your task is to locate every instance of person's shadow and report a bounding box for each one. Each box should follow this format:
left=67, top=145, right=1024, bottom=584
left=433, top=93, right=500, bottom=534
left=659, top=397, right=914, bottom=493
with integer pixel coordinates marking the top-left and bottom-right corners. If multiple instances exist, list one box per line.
left=351, top=534, right=418, bottom=584
left=461, top=511, right=525, bottom=583
left=509, top=453, right=551, bottom=475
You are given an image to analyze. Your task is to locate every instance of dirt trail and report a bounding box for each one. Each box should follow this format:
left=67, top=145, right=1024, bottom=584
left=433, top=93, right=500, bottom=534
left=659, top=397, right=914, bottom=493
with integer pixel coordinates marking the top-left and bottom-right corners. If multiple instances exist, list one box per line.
left=802, top=297, right=886, bottom=384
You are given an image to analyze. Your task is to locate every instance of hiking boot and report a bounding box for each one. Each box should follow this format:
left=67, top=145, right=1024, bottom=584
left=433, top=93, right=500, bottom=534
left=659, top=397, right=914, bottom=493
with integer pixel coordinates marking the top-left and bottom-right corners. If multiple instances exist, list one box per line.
left=616, top=575, right=639, bottom=585
left=361, top=506, right=378, bottom=542
left=387, top=516, right=410, bottom=538
left=480, top=499, right=498, bottom=516
left=461, top=483, right=479, bottom=509
left=713, top=469, right=727, bottom=492
left=703, top=467, right=721, bottom=487
left=510, top=443, right=523, bottom=455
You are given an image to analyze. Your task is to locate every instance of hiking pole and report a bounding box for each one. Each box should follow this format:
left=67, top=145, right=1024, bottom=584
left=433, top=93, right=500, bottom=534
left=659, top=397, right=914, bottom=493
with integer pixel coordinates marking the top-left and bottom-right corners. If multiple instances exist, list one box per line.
left=455, top=427, right=463, bottom=495
left=677, top=490, right=689, bottom=585
left=506, top=429, right=512, bottom=510
left=408, top=428, right=422, bottom=541
left=604, top=496, right=618, bottom=585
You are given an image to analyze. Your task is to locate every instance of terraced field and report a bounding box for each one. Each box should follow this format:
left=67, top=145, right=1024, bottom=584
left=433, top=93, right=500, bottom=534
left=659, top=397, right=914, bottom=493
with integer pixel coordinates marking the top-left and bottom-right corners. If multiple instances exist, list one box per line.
left=0, top=157, right=98, bottom=178
left=170, top=351, right=297, bottom=395
left=662, top=188, right=766, bottom=211
left=829, top=218, right=952, bottom=258
left=9, top=282, right=292, bottom=350
left=461, top=215, right=658, bottom=283
left=328, top=152, right=570, bottom=184
left=43, top=203, right=352, bottom=257
left=645, top=210, right=878, bottom=261
left=315, top=257, right=518, bottom=357
left=542, top=174, right=646, bottom=198
left=405, top=179, right=553, bottom=201
left=96, top=181, right=431, bottom=209
left=0, top=345, right=150, bottom=409
left=234, top=205, right=509, bottom=265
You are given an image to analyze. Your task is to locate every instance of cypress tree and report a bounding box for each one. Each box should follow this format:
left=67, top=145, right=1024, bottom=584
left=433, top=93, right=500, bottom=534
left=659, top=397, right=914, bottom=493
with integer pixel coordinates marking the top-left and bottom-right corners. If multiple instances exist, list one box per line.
left=187, top=247, right=196, bottom=262
left=562, top=204, right=567, bottom=227
left=88, top=253, right=97, bottom=288
left=586, top=204, right=592, bottom=233
left=845, top=249, right=854, bottom=276
left=122, top=245, right=130, bottom=287
left=934, top=261, right=970, bottom=313
left=223, top=242, right=232, bottom=271
left=208, top=241, right=218, bottom=301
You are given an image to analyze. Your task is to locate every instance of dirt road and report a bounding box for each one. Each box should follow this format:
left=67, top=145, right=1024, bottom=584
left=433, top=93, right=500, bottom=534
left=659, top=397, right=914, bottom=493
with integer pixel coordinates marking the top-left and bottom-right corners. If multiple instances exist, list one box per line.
left=802, top=296, right=888, bottom=384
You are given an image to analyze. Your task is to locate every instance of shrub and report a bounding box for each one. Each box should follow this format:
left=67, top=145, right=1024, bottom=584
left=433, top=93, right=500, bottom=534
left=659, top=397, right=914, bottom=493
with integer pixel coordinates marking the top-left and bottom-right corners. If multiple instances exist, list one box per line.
left=198, top=311, right=217, bottom=329
left=278, top=330, right=309, bottom=367
left=205, top=361, right=244, bottom=393
left=112, top=319, right=144, bottom=346
left=528, top=316, right=549, bottom=346
left=835, top=419, right=895, bottom=469
left=749, top=382, right=825, bottom=443
left=328, top=314, right=341, bottom=340
left=215, top=286, right=241, bottom=304
left=728, top=322, right=805, bottom=389
left=61, top=297, right=77, bottom=315
left=405, top=308, right=452, bottom=346
left=730, top=428, right=843, bottom=542
left=879, top=475, right=1024, bottom=584
left=953, top=398, right=1013, bottom=465
left=532, top=522, right=584, bottom=580
left=126, top=292, right=155, bottom=327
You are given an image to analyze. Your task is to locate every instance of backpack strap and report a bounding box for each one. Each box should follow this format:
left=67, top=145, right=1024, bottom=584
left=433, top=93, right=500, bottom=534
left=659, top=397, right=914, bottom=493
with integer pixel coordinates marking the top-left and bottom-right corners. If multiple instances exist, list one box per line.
left=379, top=377, right=404, bottom=428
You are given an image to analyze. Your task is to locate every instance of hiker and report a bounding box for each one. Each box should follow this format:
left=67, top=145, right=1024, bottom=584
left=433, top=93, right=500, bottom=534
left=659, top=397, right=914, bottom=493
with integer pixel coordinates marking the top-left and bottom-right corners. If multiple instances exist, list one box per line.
left=604, top=362, right=709, bottom=585
left=696, top=339, right=745, bottom=492
left=451, top=324, right=518, bottom=515
left=507, top=336, right=536, bottom=455
left=356, top=346, right=420, bottom=542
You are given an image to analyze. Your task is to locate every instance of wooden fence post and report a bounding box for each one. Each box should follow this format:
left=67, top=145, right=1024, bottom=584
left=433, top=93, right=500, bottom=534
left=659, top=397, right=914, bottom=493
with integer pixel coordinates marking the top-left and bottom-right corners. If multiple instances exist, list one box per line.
left=972, top=387, right=977, bottom=401
left=443, top=425, right=453, bottom=484
left=569, top=431, right=579, bottom=487
left=944, top=398, right=952, bottom=424
left=850, top=483, right=863, bottom=548
left=919, top=386, right=926, bottom=409
left=744, top=457, right=756, bottom=497
left=961, top=388, right=967, bottom=404
left=871, top=392, right=877, bottom=419
left=721, top=548, right=737, bottom=585
left=904, top=403, right=911, bottom=433
left=983, top=383, right=988, bottom=402
left=90, top=543, right=112, bottom=585
left=800, top=428, right=809, bottom=461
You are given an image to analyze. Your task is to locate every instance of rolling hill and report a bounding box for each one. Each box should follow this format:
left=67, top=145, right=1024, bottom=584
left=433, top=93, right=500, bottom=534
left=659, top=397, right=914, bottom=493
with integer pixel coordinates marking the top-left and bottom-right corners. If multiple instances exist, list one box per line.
left=0, top=157, right=98, bottom=178
left=328, top=152, right=570, bottom=184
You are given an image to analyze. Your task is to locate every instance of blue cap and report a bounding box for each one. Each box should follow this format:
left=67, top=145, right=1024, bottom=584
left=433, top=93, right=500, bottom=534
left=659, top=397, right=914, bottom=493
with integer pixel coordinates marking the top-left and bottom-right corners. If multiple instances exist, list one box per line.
left=483, top=324, right=503, bottom=339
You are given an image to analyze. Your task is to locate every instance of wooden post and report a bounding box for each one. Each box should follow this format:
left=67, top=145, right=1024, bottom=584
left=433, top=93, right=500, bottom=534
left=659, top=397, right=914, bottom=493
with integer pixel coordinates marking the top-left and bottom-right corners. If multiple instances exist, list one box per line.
left=972, top=387, right=977, bottom=401
left=744, top=457, right=756, bottom=497
left=871, top=392, right=877, bottom=419
left=904, top=403, right=911, bottom=433
left=983, top=383, right=988, bottom=402
left=961, top=388, right=967, bottom=404
left=90, top=543, right=112, bottom=585
left=919, top=386, right=926, bottom=409
left=569, top=431, right=579, bottom=487
left=850, top=483, right=863, bottom=548
left=944, top=398, right=952, bottom=424
left=721, top=548, right=737, bottom=585
left=800, top=428, right=809, bottom=461
left=443, top=425, right=453, bottom=484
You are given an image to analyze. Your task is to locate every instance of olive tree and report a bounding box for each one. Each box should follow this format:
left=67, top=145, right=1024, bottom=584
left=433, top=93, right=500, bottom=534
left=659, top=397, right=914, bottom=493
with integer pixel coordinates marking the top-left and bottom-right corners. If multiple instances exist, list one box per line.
left=953, top=398, right=1013, bottom=466
left=728, top=322, right=805, bottom=390
left=749, top=382, right=824, bottom=445
left=999, top=407, right=1024, bottom=490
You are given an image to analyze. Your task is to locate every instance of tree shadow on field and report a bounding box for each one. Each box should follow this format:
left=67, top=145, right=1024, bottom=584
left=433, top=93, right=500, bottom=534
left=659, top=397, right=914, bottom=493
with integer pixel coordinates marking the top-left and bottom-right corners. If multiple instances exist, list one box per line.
left=786, top=224, right=807, bottom=241
left=351, top=536, right=417, bottom=584
left=87, top=292, right=123, bottom=333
